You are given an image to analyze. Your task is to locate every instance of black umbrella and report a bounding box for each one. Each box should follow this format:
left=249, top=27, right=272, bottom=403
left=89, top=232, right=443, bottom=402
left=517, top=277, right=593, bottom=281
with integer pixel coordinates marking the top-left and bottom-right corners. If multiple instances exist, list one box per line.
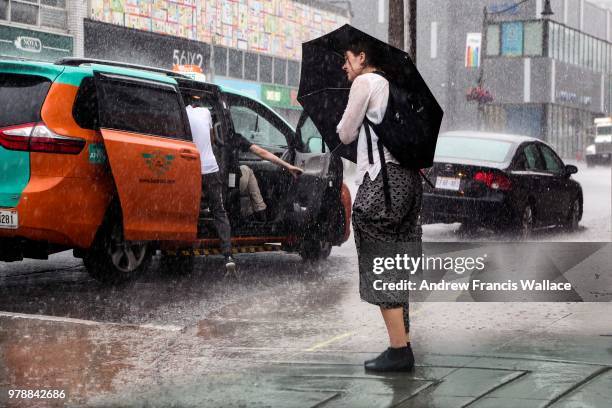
left=298, top=24, right=443, bottom=164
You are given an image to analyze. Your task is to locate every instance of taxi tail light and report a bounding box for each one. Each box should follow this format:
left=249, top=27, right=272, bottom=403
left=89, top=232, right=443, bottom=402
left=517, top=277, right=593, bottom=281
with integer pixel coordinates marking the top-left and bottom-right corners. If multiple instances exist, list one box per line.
left=473, top=171, right=512, bottom=191
left=0, top=122, right=85, bottom=154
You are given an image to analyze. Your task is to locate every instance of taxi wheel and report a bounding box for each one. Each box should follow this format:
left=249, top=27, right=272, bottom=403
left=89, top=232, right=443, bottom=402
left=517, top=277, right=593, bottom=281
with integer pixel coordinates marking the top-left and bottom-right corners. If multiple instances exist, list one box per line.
left=84, top=218, right=151, bottom=284
left=300, top=240, right=332, bottom=261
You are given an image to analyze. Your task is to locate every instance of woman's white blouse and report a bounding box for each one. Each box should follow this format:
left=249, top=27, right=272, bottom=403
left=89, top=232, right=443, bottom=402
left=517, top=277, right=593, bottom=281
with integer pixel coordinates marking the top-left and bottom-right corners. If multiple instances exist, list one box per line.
left=336, top=72, right=398, bottom=185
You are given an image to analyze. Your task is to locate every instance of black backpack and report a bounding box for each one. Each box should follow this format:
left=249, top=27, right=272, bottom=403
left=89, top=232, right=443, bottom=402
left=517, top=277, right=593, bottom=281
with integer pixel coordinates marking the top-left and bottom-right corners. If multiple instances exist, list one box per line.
left=362, top=71, right=434, bottom=210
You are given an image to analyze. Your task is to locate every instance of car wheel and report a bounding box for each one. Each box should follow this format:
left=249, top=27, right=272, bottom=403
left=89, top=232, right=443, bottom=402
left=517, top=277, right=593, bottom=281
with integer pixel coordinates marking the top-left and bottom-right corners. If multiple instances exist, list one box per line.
left=563, top=197, right=581, bottom=231
left=516, top=204, right=534, bottom=239
left=300, top=240, right=332, bottom=261
left=586, top=159, right=594, bottom=168
left=84, top=218, right=151, bottom=284
left=159, top=253, right=195, bottom=274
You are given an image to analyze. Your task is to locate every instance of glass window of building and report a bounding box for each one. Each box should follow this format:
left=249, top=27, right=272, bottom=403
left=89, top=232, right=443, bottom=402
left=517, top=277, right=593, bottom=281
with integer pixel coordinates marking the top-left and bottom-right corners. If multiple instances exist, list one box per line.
left=273, top=58, right=286, bottom=85
left=487, top=24, right=500, bottom=56
left=2, top=0, right=66, bottom=28
left=597, top=40, right=603, bottom=72
left=563, top=27, right=571, bottom=64
left=501, top=22, right=523, bottom=56
left=593, top=39, right=598, bottom=71
left=213, top=46, right=228, bottom=77
left=228, top=49, right=243, bottom=79
left=551, top=23, right=559, bottom=60
left=578, top=32, right=585, bottom=67
left=244, top=53, right=258, bottom=81
left=11, top=1, right=38, bottom=25
left=259, top=55, right=272, bottom=83
left=524, top=21, right=542, bottom=56
left=586, top=36, right=593, bottom=69
left=0, top=0, right=8, bottom=20
left=569, top=30, right=578, bottom=64
left=287, top=60, right=300, bottom=87
left=40, top=6, right=66, bottom=29
left=558, top=24, right=565, bottom=61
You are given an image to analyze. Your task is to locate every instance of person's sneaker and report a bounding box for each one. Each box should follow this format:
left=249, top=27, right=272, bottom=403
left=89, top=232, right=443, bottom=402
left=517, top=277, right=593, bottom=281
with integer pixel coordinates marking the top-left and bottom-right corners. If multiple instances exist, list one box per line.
left=364, top=345, right=415, bottom=372
left=224, top=256, right=236, bottom=275
left=254, top=210, right=267, bottom=223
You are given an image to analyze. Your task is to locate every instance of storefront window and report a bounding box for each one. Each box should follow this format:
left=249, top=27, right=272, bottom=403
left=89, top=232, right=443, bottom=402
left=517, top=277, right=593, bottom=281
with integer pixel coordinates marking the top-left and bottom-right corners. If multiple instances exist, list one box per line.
left=228, top=49, right=243, bottom=79
left=244, top=53, right=258, bottom=81
left=287, top=60, right=300, bottom=87
left=273, top=57, right=286, bottom=85
left=524, top=22, right=542, bottom=56
left=259, top=55, right=272, bottom=83
left=213, top=46, right=228, bottom=77
left=486, top=24, right=500, bottom=56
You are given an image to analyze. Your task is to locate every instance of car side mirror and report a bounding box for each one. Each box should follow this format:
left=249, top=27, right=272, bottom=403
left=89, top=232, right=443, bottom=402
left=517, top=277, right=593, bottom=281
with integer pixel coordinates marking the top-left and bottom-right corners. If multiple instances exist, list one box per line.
left=564, top=164, right=578, bottom=176
left=307, top=136, right=323, bottom=153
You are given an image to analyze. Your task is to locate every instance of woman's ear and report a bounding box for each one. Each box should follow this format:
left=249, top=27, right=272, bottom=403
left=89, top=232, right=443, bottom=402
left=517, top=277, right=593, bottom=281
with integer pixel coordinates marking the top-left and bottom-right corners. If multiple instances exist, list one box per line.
left=359, top=52, right=367, bottom=66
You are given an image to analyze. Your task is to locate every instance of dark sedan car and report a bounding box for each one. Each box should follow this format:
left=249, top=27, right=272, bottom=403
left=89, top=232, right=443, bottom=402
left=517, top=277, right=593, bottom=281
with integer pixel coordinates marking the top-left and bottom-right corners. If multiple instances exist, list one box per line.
left=421, top=131, right=583, bottom=237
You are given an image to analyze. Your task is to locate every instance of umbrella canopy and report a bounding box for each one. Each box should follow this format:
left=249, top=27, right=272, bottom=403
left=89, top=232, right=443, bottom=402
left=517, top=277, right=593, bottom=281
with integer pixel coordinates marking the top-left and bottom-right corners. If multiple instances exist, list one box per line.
left=298, top=24, right=443, bottom=164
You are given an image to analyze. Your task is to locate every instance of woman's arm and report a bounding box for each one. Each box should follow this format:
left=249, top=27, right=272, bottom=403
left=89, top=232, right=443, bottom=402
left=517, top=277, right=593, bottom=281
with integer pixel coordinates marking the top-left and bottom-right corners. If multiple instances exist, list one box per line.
left=337, top=76, right=371, bottom=145
left=249, top=144, right=304, bottom=178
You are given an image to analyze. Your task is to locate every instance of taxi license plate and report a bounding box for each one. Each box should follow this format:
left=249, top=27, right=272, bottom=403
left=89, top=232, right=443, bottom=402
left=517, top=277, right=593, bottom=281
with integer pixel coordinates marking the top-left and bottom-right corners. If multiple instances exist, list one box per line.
left=435, top=176, right=461, bottom=191
left=0, top=209, right=18, bottom=229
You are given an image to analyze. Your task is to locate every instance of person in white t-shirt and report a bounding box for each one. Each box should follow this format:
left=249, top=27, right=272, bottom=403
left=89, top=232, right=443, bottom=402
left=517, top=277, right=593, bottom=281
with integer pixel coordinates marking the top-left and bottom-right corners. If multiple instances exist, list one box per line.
left=336, top=40, right=423, bottom=372
left=186, top=104, right=235, bottom=273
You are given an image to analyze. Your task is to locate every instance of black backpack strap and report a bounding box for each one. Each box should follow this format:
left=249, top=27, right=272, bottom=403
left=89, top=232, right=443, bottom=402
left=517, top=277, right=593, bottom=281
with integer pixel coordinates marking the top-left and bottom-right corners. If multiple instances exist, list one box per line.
left=363, top=117, right=374, bottom=165
left=419, top=169, right=435, bottom=188
left=377, top=139, right=392, bottom=212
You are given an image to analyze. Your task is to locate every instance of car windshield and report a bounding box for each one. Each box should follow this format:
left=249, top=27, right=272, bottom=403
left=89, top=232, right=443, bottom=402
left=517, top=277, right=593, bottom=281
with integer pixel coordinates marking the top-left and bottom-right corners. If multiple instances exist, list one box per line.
left=435, top=136, right=513, bottom=163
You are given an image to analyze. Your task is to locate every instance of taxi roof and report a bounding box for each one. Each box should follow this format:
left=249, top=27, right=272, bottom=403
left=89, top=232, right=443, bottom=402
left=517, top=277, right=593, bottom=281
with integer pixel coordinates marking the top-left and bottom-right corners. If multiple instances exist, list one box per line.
left=0, top=58, right=178, bottom=87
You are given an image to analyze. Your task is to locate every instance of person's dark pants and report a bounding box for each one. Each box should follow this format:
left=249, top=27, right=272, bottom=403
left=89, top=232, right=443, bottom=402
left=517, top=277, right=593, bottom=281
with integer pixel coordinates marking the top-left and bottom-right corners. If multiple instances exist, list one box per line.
left=202, top=172, right=232, bottom=257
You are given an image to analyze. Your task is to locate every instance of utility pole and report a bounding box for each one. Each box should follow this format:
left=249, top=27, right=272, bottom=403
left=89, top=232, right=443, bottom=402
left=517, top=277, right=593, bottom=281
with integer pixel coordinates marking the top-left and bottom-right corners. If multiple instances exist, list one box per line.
left=388, top=0, right=416, bottom=63
left=407, top=0, right=417, bottom=64
left=388, top=0, right=404, bottom=49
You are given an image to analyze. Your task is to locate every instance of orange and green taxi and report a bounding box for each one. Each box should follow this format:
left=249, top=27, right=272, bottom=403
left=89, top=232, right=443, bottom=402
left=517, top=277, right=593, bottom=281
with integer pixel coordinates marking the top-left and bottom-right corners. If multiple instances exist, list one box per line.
left=0, top=58, right=351, bottom=283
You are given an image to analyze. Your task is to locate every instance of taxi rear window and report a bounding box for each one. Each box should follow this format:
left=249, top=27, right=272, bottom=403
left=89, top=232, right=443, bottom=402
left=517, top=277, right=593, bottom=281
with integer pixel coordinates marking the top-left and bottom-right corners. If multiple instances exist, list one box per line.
left=96, top=77, right=189, bottom=140
left=0, top=74, right=51, bottom=127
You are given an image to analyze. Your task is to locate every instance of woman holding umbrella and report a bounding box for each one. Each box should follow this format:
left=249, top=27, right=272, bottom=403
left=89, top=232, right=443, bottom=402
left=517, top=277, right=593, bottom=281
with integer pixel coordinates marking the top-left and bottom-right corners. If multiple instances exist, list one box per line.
left=337, top=40, right=423, bottom=372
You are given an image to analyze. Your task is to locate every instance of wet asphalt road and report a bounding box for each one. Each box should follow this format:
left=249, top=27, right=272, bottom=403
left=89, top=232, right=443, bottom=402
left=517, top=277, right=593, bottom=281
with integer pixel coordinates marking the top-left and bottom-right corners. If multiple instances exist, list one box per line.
left=0, top=163, right=610, bottom=407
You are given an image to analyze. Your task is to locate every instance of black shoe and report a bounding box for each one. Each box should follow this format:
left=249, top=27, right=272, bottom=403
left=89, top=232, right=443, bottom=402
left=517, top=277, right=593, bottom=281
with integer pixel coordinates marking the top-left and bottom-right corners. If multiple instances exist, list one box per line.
left=364, top=346, right=415, bottom=372
left=254, top=210, right=267, bottom=223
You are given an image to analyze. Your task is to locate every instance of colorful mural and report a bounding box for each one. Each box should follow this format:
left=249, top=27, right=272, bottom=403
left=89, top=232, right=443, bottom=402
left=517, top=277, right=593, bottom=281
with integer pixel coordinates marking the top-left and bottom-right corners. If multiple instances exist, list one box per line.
left=90, top=0, right=348, bottom=60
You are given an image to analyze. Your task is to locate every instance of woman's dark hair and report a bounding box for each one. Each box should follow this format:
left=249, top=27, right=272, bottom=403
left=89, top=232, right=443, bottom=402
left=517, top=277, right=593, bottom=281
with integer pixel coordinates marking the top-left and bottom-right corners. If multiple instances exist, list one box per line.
left=345, top=40, right=384, bottom=68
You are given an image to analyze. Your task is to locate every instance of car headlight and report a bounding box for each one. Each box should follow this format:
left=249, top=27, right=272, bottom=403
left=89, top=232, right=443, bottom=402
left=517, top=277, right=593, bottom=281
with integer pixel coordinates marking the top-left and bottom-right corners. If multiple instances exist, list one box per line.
left=586, top=144, right=596, bottom=155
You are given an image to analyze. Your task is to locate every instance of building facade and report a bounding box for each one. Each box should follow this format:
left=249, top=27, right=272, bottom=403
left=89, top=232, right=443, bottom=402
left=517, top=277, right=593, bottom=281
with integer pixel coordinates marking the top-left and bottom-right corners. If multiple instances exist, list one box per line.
left=418, top=0, right=612, bottom=158
left=1, top=0, right=349, bottom=125
left=0, top=0, right=73, bottom=60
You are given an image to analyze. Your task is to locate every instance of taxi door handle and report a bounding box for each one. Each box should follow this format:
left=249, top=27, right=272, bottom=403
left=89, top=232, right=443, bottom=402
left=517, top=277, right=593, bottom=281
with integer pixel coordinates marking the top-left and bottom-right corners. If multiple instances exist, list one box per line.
left=180, top=149, right=199, bottom=160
